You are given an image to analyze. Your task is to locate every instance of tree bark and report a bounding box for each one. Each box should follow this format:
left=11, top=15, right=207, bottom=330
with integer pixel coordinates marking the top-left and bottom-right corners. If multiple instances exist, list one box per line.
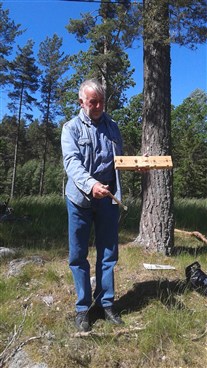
left=39, top=86, right=51, bottom=196
left=10, top=84, right=24, bottom=199
left=136, top=0, right=174, bottom=254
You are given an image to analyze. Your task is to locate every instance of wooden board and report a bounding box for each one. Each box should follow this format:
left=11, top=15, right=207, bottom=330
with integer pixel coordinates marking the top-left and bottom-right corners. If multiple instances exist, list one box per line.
left=114, top=156, right=173, bottom=171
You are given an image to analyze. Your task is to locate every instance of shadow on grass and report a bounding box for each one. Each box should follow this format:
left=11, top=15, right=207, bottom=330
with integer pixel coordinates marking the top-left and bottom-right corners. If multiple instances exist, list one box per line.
left=114, top=279, right=188, bottom=315
left=89, top=279, right=188, bottom=325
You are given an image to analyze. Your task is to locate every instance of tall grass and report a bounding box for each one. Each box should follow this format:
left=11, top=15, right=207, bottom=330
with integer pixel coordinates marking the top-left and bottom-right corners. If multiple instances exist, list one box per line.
left=0, top=195, right=68, bottom=248
left=0, top=195, right=206, bottom=249
left=120, top=197, right=207, bottom=235
left=174, top=198, right=207, bottom=233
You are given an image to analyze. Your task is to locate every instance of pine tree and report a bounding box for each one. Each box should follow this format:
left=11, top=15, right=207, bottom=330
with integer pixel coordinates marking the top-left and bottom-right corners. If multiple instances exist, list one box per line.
left=137, top=0, right=207, bottom=254
left=63, top=0, right=140, bottom=114
left=0, top=2, right=23, bottom=86
left=7, top=40, right=40, bottom=198
left=38, top=34, right=70, bottom=195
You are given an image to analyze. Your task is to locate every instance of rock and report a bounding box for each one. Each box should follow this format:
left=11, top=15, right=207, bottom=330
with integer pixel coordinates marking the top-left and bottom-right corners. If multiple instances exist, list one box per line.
left=8, top=256, right=45, bottom=276
left=0, top=247, right=16, bottom=258
left=7, top=350, right=48, bottom=368
left=42, top=295, right=54, bottom=306
left=45, top=331, right=55, bottom=340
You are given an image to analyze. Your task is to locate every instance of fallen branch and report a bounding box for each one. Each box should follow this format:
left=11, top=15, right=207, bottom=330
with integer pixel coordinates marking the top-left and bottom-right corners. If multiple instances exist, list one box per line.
left=0, top=305, right=43, bottom=368
left=0, top=335, right=43, bottom=367
left=183, top=325, right=207, bottom=342
left=0, top=306, right=29, bottom=363
left=175, top=229, right=207, bottom=245
left=191, top=326, right=207, bottom=341
left=70, top=325, right=146, bottom=338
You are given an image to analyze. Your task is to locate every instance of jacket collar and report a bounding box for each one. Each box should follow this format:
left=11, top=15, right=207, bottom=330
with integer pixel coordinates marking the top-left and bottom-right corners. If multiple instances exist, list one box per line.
left=79, top=108, right=109, bottom=127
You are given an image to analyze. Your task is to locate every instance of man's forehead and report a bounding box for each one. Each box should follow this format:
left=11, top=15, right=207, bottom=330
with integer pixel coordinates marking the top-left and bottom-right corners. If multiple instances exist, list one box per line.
left=85, top=87, right=104, bottom=99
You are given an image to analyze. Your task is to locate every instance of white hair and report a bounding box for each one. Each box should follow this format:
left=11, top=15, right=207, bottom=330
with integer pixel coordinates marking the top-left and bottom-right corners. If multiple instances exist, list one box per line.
left=79, top=79, right=105, bottom=100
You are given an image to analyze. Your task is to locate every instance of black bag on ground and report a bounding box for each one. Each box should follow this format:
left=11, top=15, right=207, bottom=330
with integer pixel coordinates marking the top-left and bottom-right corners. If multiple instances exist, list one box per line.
left=185, top=261, right=207, bottom=296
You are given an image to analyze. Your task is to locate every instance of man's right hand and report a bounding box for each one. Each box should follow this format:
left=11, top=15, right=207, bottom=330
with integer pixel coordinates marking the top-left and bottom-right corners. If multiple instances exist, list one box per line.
left=92, top=183, right=110, bottom=199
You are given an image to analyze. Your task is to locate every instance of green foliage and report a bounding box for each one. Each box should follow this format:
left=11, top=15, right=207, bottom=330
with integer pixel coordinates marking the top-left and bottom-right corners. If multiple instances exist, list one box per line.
left=14, top=160, right=41, bottom=195
left=0, top=116, right=17, bottom=173
left=8, top=40, right=40, bottom=118
left=112, top=94, right=143, bottom=197
left=0, top=3, right=23, bottom=85
left=0, top=115, right=64, bottom=196
left=113, top=94, right=143, bottom=155
left=7, top=40, right=40, bottom=197
left=169, top=0, right=207, bottom=48
left=25, top=120, right=44, bottom=159
left=44, top=162, right=63, bottom=195
left=37, top=34, right=70, bottom=195
left=142, top=1, right=207, bottom=47
left=64, top=1, right=140, bottom=113
left=172, top=89, right=207, bottom=198
left=68, top=12, right=96, bottom=43
left=38, top=34, right=70, bottom=121
left=0, top=116, right=29, bottom=195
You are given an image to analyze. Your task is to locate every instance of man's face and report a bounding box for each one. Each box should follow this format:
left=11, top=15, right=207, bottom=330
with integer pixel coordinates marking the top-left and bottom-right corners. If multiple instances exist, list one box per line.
left=79, top=87, right=104, bottom=122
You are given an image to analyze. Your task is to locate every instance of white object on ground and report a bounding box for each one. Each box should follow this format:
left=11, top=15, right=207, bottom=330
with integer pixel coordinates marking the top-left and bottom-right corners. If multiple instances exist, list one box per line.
left=143, top=263, right=176, bottom=270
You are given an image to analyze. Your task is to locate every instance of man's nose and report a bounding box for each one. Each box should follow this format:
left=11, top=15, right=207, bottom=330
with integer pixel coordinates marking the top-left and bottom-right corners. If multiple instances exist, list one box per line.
left=96, top=101, right=103, bottom=108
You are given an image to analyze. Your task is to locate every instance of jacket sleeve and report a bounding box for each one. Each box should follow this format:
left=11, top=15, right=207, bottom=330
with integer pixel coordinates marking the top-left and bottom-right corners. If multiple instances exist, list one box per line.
left=61, top=121, right=97, bottom=195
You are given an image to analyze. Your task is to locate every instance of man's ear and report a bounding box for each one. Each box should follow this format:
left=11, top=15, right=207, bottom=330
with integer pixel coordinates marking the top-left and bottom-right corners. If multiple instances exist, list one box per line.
left=79, top=98, right=84, bottom=107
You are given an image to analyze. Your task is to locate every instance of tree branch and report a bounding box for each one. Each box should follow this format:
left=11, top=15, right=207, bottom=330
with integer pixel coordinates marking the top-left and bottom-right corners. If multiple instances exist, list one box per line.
left=69, top=325, right=146, bottom=338
left=0, top=305, right=43, bottom=368
left=175, top=229, right=207, bottom=245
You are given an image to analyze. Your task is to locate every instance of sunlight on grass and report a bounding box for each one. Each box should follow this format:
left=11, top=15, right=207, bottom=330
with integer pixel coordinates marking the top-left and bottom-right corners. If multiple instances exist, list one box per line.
left=138, top=300, right=207, bottom=367
left=0, top=278, right=19, bottom=303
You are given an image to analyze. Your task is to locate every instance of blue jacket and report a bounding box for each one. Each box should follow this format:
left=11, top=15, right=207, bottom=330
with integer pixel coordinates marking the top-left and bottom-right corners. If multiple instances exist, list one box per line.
left=61, top=109, right=123, bottom=208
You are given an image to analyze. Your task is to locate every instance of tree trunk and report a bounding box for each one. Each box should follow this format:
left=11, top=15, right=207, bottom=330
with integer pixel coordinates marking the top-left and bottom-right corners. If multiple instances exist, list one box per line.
left=39, top=133, right=48, bottom=196
left=10, top=84, right=24, bottom=199
left=136, top=0, right=174, bottom=254
left=102, top=36, right=108, bottom=112
left=39, top=87, right=51, bottom=196
left=101, top=11, right=109, bottom=112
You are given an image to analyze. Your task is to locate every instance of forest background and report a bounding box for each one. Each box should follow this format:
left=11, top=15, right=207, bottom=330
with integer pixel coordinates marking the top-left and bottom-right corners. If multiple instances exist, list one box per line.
left=0, top=0, right=207, bottom=200
left=1, top=3, right=207, bottom=366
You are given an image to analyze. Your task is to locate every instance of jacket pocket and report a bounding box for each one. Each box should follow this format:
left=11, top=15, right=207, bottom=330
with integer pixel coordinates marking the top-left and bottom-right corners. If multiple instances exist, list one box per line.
left=78, top=138, right=91, bottom=146
left=78, top=138, right=92, bottom=160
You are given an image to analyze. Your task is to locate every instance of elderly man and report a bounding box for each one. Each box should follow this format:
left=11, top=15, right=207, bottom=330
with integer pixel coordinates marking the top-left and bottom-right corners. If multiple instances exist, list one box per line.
left=61, top=79, right=123, bottom=332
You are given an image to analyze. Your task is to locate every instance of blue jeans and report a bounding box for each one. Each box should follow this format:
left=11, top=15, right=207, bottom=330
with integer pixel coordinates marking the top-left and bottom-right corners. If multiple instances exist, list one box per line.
left=66, top=196, right=119, bottom=312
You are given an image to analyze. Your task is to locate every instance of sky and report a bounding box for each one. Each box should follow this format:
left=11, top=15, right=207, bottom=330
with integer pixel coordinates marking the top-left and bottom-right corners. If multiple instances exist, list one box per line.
left=1, top=0, right=207, bottom=120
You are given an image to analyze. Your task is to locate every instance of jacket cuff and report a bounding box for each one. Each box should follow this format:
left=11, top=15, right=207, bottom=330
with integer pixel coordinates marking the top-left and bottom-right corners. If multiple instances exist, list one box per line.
left=77, top=177, right=98, bottom=195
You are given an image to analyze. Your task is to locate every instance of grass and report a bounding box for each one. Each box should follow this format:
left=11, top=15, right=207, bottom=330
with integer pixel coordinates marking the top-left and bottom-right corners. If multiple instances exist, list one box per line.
left=0, top=195, right=207, bottom=367
left=1, top=195, right=207, bottom=247
left=0, top=194, right=68, bottom=248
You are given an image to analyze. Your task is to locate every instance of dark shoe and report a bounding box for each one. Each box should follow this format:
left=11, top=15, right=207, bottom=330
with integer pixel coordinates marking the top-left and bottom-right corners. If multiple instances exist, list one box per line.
left=104, top=307, right=124, bottom=325
left=75, top=311, right=90, bottom=332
